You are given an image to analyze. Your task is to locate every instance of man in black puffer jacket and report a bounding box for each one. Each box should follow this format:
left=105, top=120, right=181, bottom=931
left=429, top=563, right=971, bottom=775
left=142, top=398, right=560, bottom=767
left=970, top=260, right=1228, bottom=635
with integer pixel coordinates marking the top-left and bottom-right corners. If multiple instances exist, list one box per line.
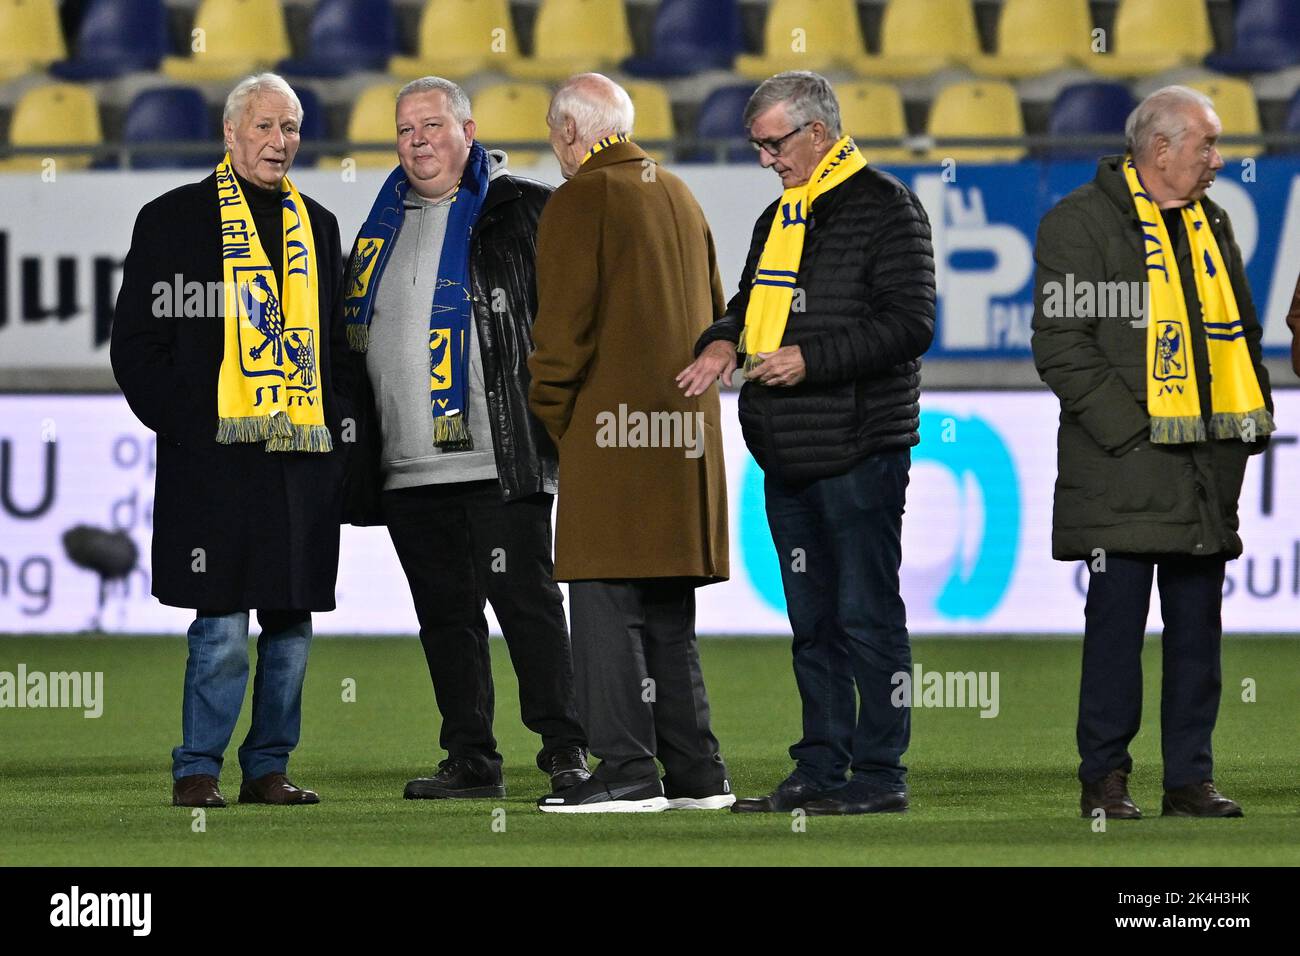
left=680, top=71, right=935, bottom=815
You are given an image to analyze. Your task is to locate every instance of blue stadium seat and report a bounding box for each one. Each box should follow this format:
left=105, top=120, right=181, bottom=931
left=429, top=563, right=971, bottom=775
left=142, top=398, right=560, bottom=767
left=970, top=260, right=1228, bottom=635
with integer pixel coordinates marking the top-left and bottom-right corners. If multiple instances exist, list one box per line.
left=51, top=0, right=169, bottom=80
left=279, top=0, right=397, bottom=77
left=1205, top=0, right=1300, bottom=74
left=623, top=0, right=744, bottom=78
left=683, top=84, right=757, bottom=163
left=124, top=87, right=215, bottom=169
left=292, top=85, right=327, bottom=165
left=1279, top=87, right=1300, bottom=152
left=1046, top=82, right=1136, bottom=158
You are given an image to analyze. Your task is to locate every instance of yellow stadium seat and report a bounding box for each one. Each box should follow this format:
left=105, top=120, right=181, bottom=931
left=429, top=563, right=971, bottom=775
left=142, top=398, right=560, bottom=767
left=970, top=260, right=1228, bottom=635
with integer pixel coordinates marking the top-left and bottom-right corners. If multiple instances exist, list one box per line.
left=0, top=83, right=101, bottom=172
left=1090, top=0, right=1214, bottom=78
left=835, top=81, right=914, bottom=165
left=856, top=0, right=980, bottom=79
left=970, top=0, right=1093, bottom=78
left=622, top=81, right=673, bottom=160
left=390, top=0, right=519, bottom=81
left=332, top=82, right=401, bottom=170
left=507, top=0, right=633, bottom=81
left=927, top=80, right=1025, bottom=163
left=735, top=0, right=866, bottom=79
left=472, top=83, right=552, bottom=165
left=163, top=0, right=291, bottom=82
left=1188, top=76, right=1260, bottom=160
left=0, top=0, right=66, bottom=82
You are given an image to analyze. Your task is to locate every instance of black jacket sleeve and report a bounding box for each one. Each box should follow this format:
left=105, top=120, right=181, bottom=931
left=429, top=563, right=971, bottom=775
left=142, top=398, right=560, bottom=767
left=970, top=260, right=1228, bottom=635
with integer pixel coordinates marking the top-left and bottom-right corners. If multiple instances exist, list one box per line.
left=694, top=200, right=775, bottom=357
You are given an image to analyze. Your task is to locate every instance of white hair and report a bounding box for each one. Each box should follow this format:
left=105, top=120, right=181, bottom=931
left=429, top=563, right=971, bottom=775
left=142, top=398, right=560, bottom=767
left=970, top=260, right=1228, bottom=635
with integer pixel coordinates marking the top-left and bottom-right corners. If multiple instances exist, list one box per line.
left=547, top=73, right=634, bottom=142
left=1125, top=85, right=1216, bottom=162
left=223, top=72, right=303, bottom=127
left=397, top=76, right=472, bottom=125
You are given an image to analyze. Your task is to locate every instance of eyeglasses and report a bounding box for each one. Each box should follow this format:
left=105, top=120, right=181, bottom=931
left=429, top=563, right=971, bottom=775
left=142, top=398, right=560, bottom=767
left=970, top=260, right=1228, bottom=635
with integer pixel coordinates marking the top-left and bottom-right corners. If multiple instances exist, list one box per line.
left=749, top=122, right=810, bottom=157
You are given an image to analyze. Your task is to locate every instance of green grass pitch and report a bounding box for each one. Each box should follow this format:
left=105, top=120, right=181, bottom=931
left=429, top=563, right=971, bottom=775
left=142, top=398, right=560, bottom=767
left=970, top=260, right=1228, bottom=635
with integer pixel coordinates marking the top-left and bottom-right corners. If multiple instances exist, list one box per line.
left=0, top=635, right=1296, bottom=866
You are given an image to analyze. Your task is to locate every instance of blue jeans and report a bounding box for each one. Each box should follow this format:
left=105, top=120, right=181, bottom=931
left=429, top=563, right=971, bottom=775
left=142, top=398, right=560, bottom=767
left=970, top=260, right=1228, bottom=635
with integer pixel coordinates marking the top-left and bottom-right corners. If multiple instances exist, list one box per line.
left=172, top=609, right=313, bottom=781
left=764, top=448, right=912, bottom=793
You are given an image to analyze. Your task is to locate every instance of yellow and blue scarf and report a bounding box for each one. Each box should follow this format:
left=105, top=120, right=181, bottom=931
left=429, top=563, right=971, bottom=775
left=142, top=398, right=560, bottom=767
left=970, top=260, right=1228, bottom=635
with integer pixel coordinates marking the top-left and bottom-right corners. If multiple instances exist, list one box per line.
left=1124, top=157, right=1274, bottom=443
left=740, top=136, right=867, bottom=371
left=583, top=133, right=629, bottom=164
left=215, top=154, right=331, bottom=452
left=344, top=143, right=492, bottom=449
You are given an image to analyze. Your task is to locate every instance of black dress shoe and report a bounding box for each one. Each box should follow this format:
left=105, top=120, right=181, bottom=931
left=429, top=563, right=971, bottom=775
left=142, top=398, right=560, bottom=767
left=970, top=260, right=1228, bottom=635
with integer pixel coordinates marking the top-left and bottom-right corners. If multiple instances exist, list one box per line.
left=404, top=757, right=505, bottom=799
left=238, top=772, right=320, bottom=805
left=805, top=787, right=908, bottom=815
left=1081, top=768, right=1142, bottom=820
left=173, top=774, right=226, bottom=808
left=1162, top=781, right=1243, bottom=818
left=543, top=747, right=591, bottom=792
left=731, top=776, right=841, bottom=813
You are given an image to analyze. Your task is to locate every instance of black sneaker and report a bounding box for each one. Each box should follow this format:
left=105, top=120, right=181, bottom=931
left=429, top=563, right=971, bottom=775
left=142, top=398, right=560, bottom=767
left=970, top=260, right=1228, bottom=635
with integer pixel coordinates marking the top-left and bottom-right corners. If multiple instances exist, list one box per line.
left=537, top=776, right=667, bottom=813
left=665, top=778, right=735, bottom=810
left=543, top=746, right=591, bottom=792
left=404, top=757, right=505, bottom=799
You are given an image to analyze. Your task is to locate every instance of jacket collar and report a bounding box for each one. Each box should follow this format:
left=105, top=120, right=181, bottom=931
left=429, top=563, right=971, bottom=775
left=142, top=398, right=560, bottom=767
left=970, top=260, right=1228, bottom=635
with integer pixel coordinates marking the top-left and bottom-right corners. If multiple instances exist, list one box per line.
left=574, top=140, right=649, bottom=175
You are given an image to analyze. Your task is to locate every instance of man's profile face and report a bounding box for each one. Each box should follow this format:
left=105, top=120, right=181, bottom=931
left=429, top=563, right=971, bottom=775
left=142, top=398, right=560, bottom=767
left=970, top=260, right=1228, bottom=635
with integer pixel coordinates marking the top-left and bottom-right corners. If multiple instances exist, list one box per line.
left=749, top=102, right=821, bottom=189
left=224, top=92, right=301, bottom=189
left=396, top=91, right=476, bottom=199
left=1157, top=105, right=1225, bottom=204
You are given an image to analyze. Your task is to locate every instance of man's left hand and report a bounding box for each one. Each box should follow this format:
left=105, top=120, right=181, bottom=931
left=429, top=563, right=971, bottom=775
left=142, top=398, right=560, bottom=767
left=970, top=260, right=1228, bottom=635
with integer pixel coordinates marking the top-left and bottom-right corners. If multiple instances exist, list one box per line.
left=745, top=345, right=806, bottom=387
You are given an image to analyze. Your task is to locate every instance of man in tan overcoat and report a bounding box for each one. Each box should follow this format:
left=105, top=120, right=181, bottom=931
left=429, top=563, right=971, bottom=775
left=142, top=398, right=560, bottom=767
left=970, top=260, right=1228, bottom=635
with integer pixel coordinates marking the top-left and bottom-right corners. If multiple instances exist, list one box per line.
left=527, top=73, right=733, bottom=813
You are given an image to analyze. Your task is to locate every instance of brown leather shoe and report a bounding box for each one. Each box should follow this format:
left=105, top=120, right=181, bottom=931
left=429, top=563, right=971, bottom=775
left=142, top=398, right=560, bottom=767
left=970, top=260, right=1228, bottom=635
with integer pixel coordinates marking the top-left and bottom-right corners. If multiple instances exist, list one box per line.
left=173, top=774, right=226, bottom=808
left=238, top=772, right=320, bottom=805
left=1162, top=780, right=1243, bottom=818
left=1081, top=768, right=1142, bottom=819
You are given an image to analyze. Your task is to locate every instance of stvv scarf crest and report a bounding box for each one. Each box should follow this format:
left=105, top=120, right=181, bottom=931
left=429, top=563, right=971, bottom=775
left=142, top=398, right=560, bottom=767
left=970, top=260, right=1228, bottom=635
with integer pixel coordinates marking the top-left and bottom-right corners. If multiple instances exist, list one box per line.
left=1123, top=158, right=1274, bottom=444
left=740, top=136, right=867, bottom=371
left=215, top=155, right=331, bottom=452
left=344, top=143, right=492, bottom=450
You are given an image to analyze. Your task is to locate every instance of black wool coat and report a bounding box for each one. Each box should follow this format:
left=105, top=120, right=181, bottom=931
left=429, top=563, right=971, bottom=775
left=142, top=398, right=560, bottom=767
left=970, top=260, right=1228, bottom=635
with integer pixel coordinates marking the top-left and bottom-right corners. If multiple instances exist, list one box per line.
left=695, top=163, right=936, bottom=485
left=110, top=172, right=353, bottom=611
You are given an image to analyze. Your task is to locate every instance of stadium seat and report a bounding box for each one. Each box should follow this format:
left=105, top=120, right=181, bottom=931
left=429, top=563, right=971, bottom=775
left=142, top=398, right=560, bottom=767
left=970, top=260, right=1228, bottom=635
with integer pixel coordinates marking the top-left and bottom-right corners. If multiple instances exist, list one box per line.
left=834, top=81, right=914, bottom=165
left=331, top=82, right=400, bottom=169
left=622, top=81, right=674, bottom=160
left=927, top=80, right=1025, bottom=163
left=856, top=0, right=980, bottom=80
left=1281, top=88, right=1300, bottom=152
left=623, top=0, right=744, bottom=78
left=51, top=0, right=169, bottom=80
left=1187, top=77, right=1260, bottom=161
left=279, top=0, right=398, bottom=77
left=0, top=0, right=66, bottom=83
left=683, top=84, right=757, bottom=163
left=735, top=0, right=866, bottom=79
left=0, top=83, right=102, bottom=172
left=123, top=87, right=214, bottom=169
left=389, top=0, right=518, bottom=81
left=1046, top=82, right=1136, bottom=158
left=969, top=0, right=1092, bottom=79
left=472, top=83, right=553, bottom=165
left=1206, top=0, right=1300, bottom=74
left=291, top=85, right=327, bottom=165
left=1089, top=0, right=1213, bottom=78
left=163, top=0, right=291, bottom=81
left=506, top=0, right=633, bottom=81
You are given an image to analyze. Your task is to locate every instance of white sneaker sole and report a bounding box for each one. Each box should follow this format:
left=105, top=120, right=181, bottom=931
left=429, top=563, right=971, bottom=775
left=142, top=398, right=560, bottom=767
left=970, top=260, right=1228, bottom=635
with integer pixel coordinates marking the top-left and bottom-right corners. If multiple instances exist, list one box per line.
left=666, top=795, right=737, bottom=810
left=538, top=797, right=669, bottom=813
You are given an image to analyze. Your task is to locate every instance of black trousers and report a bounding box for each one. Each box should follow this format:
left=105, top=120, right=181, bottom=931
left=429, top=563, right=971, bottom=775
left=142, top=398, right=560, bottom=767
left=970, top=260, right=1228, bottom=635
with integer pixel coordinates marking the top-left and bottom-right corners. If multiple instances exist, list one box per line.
left=382, top=481, right=586, bottom=773
left=1079, top=553, right=1225, bottom=790
left=568, top=579, right=728, bottom=790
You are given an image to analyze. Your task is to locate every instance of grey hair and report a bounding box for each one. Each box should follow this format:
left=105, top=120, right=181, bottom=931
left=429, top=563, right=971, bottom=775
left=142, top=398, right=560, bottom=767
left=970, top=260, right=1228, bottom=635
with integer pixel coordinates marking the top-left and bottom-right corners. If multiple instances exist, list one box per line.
left=396, top=76, right=472, bottom=125
left=223, top=72, right=303, bottom=127
left=547, top=73, right=635, bottom=142
left=744, top=71, right=842, bottom=138
left=1125, top=85, right=1216, bottom=161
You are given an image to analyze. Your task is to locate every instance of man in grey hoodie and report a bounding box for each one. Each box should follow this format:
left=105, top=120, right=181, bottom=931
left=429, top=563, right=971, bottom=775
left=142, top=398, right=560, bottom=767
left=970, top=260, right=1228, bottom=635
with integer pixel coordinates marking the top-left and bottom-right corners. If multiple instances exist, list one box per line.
left=342, top=77, right=589, bottom=800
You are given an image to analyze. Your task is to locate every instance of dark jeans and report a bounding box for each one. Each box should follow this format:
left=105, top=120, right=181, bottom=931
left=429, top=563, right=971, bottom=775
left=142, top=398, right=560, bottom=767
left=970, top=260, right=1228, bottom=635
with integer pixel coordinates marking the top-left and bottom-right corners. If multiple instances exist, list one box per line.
left=763, top=448, right=912, bottom=793
left=382, top=481, right=586, bottom=773
left=568, top=578, right=728, bottom=790
left=1079, top=553, right=1225, bottom=790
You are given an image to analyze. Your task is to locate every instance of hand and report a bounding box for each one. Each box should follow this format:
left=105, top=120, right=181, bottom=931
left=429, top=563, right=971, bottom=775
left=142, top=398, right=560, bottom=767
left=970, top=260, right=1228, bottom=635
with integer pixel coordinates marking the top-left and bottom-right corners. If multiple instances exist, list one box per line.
left=676, top=340, right=738, bottom=397
left=744, top=345, right=806, bottom=387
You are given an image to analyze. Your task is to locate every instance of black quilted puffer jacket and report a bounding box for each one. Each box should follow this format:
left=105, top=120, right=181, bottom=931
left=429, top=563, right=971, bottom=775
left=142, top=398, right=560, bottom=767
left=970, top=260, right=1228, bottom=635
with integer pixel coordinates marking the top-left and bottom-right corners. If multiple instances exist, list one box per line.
left=695, top=164, right=936, bottom=484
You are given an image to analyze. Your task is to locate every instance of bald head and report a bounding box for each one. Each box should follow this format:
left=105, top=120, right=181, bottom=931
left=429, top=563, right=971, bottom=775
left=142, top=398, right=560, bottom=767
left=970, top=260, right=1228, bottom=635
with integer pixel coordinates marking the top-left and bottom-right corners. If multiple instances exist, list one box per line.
left=546, top=73, right=635, bottom=178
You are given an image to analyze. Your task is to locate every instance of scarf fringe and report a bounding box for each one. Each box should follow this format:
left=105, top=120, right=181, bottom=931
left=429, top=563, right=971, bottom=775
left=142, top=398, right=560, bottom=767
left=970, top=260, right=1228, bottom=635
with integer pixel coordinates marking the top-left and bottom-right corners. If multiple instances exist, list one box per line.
left=432, top=413, right=473, bottom=451
left=265, top=423, right=335, bottom=453
left=347, top=323, right=370, bottom=353
left=1210, top=407, right=1276, bottom=441
left=1149, top=415, right=1207, bottom=444
left=216, top=413, right=294, bottom=445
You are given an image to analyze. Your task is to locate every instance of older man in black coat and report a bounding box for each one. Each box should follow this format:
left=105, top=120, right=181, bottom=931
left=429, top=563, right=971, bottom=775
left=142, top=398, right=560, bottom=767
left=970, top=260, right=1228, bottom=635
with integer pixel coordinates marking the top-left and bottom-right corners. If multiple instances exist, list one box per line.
left=111, top=73, right=351, bottom=809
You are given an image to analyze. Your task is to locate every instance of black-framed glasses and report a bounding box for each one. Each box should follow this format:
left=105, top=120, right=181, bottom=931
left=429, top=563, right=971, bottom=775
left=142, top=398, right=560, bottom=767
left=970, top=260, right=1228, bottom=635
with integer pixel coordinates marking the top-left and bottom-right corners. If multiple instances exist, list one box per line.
left=749, top=122, right=810, bottom=156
